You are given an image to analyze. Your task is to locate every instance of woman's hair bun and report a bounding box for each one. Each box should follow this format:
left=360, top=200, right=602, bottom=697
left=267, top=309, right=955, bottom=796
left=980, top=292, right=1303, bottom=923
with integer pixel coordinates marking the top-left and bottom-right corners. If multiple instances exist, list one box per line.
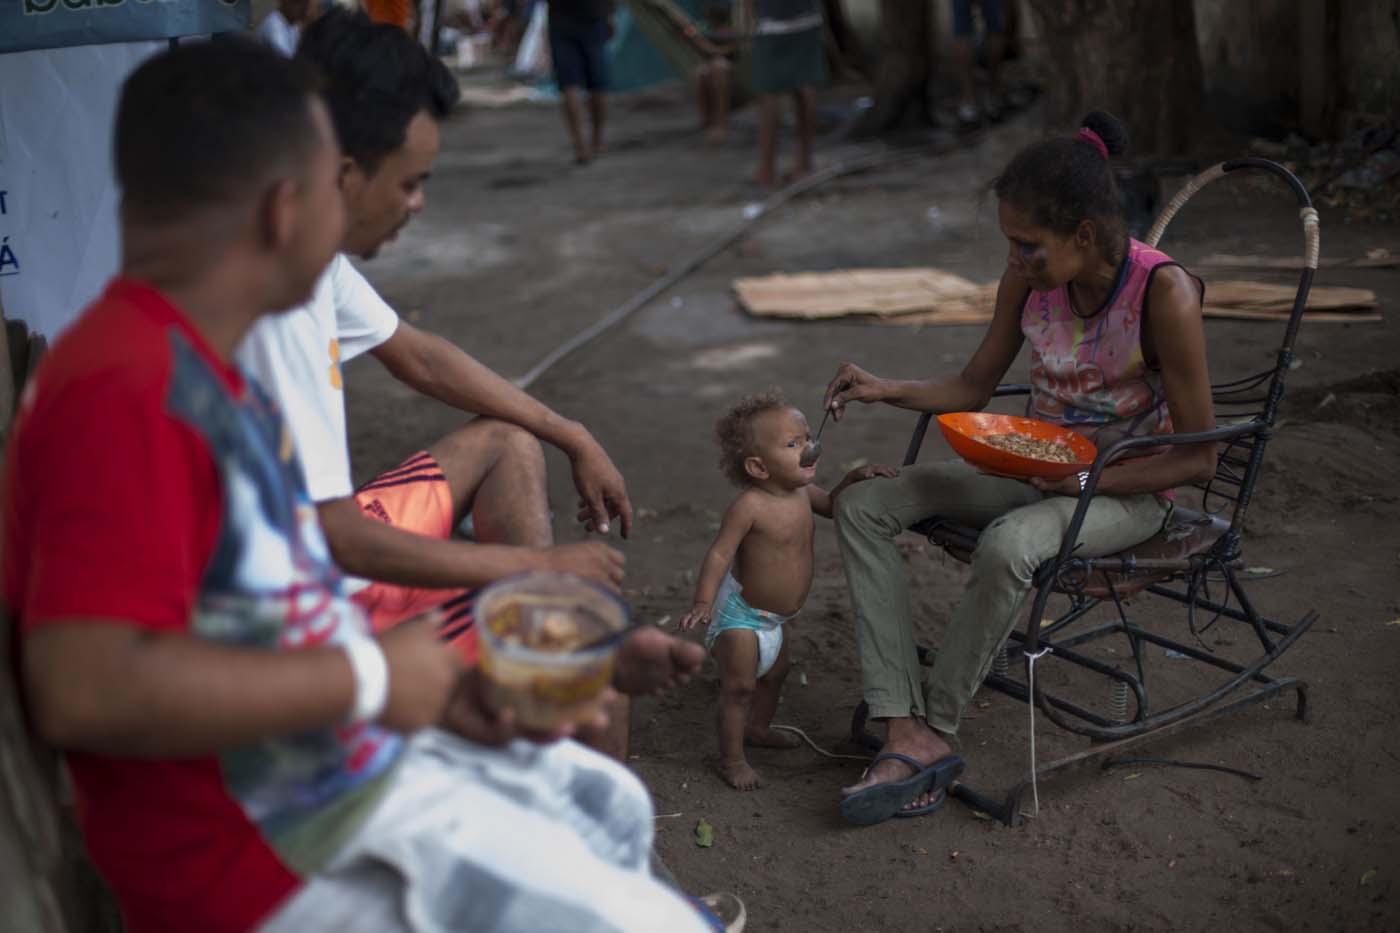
left=1080, top=111, right=1129, bottom=157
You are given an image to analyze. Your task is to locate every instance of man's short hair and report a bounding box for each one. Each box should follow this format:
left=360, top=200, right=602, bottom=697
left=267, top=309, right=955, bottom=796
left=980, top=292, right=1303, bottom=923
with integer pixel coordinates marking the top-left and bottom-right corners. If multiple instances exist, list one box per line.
left=115, top=38, right=323, bottom=224
left=297, top=8, right=461, bottom=173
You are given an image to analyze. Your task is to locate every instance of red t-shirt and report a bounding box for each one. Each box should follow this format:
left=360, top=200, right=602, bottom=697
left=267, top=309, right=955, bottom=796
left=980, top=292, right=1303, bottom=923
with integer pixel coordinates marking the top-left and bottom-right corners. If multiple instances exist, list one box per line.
left=4, top=280, right=400, bottom=932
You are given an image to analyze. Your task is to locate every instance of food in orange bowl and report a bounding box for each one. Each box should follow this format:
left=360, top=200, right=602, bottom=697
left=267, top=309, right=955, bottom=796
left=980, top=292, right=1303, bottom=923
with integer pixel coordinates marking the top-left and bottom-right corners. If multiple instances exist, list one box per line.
left=936, top=412, right=1097, bottom=480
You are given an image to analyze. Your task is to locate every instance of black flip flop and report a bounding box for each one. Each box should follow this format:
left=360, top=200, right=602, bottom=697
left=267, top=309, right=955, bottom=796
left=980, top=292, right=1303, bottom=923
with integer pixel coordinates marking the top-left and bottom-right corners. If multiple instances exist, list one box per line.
left=839, top=752, right=966, bottom=826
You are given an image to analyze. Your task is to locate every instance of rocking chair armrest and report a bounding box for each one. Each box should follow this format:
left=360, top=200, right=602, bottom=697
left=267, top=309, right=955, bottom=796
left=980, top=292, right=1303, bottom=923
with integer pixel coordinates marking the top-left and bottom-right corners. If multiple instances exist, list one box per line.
left=901, top=384, right=1034, bottom=466
left=903, top=413, right=934, bottom=467
left=1042, top=419, right=1264, bottom=580
left=1082, top=420, right=1264, bottom=490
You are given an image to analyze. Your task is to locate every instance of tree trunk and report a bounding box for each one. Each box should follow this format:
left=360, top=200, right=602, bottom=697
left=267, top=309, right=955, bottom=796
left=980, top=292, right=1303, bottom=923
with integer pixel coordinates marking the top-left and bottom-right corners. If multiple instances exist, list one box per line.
left=852, top=0, right=933, bottom=137
left=1029, top=0, right=1209, bottom=156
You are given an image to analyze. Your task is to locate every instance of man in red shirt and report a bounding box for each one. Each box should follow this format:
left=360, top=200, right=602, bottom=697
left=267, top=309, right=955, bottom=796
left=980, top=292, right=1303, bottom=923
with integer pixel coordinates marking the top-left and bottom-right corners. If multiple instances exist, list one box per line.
left=5, top=39, right=708, bottom=933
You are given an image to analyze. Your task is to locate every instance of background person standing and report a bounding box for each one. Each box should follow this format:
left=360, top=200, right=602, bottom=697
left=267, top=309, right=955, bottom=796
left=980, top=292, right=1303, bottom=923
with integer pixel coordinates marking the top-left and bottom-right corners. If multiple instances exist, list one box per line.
left=548, top=0, right=614, bottom=163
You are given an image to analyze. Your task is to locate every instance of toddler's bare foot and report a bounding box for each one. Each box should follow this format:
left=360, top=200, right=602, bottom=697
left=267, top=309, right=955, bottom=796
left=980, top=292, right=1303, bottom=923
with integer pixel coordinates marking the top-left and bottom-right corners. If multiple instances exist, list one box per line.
left=744, top=726, right=800, bottom=749
left=719, top=758, right=761, bottom=791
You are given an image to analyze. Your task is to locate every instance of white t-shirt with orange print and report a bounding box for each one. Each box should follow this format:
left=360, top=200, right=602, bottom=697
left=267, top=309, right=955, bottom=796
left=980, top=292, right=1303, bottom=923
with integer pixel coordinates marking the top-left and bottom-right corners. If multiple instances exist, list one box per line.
left=237, top=254, right=400, bottom=502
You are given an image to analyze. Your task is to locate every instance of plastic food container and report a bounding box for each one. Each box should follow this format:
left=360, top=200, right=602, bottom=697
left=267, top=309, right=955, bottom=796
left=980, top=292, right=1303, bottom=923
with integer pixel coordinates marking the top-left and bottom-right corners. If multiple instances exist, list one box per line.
left=475, top=572, right=628, bottom=731
left=937, top=412, right=1097, bottom=480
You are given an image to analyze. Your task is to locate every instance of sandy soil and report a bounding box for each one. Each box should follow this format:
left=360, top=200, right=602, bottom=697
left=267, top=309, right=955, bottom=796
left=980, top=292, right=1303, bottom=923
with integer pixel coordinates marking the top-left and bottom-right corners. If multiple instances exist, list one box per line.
left=344, top=79, right=1400, bottom=931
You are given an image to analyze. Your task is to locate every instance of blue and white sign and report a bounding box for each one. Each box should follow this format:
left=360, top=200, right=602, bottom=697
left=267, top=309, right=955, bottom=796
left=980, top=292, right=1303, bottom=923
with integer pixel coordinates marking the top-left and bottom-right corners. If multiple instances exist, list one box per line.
left=1, top=0, right=251, bottom=55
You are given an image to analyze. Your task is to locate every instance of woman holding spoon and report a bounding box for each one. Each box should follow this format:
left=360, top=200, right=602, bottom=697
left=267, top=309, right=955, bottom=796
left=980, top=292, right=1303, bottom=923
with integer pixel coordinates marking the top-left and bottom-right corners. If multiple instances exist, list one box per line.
left=824, top=111, right=1217, bottom=825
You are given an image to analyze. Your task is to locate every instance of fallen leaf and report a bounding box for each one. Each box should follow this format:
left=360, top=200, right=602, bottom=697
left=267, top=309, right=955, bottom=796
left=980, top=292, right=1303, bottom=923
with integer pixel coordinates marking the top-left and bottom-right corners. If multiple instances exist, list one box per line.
left=916, top=847, right=928, bottom=855
left=1169, top=859, right=1177, bottom=868
left=840, top=457, right=870, bottom=472
left=694, top=818, right=714, bottom=848
left=1123, top=772, right=1142, bottom=781
left=949, top=850, right=960, bottom=861
left=1361, top=869, right=1377, bottom=886
left=653, top=615, right=672, bottom=628
left=1385, top=619, right=1400, bottom=627
left=976, top=701, right=992, bottom=710
left=970, top=810, right=993, bottom=821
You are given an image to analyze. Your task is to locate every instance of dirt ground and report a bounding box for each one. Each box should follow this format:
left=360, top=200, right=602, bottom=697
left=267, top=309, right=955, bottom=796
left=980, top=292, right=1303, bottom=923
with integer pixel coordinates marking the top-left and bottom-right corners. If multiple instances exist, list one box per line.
left=343, top=78, right=1400, bottom=931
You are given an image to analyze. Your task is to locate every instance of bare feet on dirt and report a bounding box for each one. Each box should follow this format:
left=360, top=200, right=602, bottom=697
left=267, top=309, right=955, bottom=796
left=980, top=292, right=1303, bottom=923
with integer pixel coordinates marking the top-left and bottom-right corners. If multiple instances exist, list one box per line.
left=744, top=726, right=800, bottom=749
left=840, top=717, right=954, bottom=814
left=720, top=758, right=761, bottom=791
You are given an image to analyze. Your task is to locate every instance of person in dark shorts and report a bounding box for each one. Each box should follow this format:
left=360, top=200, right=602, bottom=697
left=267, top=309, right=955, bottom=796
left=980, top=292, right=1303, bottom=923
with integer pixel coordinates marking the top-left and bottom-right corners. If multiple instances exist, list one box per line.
left=951, top=0, right=1006, bottom=126
left=548, top=0, right=613, bottom=163
left=747, top=0, right=827, bottom=186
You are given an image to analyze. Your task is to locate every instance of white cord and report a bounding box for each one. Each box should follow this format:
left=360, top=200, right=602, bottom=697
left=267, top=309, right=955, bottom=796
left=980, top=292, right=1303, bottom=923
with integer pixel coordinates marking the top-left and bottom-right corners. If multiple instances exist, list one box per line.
left=1024, top=647, right=1053, bottom=817
left=770, top=724, right=873, bottom=762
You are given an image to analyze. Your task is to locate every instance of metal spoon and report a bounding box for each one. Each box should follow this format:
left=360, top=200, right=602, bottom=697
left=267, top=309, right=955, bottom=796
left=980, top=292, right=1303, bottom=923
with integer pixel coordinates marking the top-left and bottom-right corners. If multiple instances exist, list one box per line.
left=800, top=407, right=831, bottom=468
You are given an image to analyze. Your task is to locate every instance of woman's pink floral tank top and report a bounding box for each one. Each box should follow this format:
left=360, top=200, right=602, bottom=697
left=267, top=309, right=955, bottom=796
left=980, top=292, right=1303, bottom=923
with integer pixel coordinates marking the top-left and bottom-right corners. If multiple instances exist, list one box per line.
left=1021, top=239, right=1200, bottom=451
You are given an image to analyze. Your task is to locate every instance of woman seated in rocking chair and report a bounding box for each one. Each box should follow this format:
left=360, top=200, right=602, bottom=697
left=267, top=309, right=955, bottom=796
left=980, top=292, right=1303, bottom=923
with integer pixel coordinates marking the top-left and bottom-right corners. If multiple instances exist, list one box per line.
left=823, top=111, right=1216, bottom=826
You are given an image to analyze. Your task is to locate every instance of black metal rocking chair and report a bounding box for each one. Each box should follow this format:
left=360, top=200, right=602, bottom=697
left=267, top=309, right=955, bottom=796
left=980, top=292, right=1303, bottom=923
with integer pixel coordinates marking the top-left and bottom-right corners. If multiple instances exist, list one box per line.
left=851, top=158, right=1321, bottom=826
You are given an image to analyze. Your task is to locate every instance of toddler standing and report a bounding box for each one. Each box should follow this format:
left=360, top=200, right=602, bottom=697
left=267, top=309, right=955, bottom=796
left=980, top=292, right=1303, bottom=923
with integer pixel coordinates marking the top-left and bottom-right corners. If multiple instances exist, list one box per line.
left=681, top=391, right=895, bottom=790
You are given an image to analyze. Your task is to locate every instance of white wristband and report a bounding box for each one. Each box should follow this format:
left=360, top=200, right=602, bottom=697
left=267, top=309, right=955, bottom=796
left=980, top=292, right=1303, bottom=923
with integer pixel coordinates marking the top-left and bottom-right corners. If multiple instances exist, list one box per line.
left=342, top=636, right=389, bottom=725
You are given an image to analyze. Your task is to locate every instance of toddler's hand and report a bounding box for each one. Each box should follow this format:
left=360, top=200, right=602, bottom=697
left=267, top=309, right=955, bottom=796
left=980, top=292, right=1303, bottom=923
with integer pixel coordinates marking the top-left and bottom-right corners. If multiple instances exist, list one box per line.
left=679, top=603, right=712, bottom=631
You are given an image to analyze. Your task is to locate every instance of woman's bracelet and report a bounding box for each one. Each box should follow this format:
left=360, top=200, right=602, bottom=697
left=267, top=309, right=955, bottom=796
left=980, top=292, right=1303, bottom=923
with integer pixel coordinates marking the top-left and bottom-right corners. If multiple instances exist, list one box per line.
left=342, top=636, right=389, bottom=725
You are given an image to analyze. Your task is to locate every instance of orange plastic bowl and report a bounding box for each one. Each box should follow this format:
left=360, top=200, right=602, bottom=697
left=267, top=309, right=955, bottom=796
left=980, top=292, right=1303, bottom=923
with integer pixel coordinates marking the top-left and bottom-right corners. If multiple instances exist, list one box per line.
left=936, top=412, right=1097, bottom=480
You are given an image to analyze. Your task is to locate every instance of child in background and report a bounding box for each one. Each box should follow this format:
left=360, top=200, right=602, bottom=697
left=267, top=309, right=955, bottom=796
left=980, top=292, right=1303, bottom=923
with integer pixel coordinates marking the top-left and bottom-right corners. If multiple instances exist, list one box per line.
left=746, top=0, right=827, bottom=186
left=681, top=391, right=896, bottom=790
left=694, top=1, right=740, bottom=142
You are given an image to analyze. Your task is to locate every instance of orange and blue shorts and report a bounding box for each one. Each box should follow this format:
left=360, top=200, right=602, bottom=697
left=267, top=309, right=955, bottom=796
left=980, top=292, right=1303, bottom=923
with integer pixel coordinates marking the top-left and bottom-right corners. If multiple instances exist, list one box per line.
left=352, top=451, right=479, bottom=665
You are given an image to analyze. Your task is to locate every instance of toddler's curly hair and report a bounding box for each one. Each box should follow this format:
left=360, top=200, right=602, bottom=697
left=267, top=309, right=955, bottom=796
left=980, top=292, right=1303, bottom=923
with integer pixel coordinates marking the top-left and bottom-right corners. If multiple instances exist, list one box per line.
left=715, top=389, right=788, bottom=487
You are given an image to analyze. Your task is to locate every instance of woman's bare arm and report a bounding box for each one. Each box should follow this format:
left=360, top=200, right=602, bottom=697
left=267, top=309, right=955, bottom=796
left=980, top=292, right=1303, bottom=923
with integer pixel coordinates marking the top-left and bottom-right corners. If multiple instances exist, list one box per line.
left=823, top=267, right=1029, bottom=419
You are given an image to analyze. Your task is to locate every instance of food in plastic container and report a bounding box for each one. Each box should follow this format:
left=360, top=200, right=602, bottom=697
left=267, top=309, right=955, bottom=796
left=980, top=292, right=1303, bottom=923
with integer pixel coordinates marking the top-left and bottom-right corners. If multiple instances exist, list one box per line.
left=981, top=432, right=1077, bottom=463
left=475, top=572, right=628, bottom=731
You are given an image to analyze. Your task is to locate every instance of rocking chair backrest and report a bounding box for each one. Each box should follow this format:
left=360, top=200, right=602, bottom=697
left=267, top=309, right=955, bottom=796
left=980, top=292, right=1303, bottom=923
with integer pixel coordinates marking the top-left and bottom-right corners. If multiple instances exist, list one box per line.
left=1143, top=158, right=1319, bottom=555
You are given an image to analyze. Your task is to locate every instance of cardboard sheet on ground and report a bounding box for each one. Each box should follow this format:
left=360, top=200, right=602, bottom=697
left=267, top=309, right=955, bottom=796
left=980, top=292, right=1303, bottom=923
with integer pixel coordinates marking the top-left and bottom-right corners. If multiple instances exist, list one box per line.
left=1199, top=248, right=1399, bottom=270
left=732, top=269, right=1382, bottom=326
left=732, top=269, right=999, bottom=322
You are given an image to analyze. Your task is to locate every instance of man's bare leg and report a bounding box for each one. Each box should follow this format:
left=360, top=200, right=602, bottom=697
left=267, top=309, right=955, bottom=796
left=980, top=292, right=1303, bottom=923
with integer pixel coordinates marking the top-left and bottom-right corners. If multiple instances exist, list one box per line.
left=560, top=87, right=591, bottom=162
left=429, top=418, right=552, bottom=548
left=754, top=93, right=779, bottom=187
left=428, top=418, right=630, bottom=759
left=785, top=87, right=817, bottom=182
left=588, top=91, right=606, bottom=157
left=841, top=715, right=955, bottom=813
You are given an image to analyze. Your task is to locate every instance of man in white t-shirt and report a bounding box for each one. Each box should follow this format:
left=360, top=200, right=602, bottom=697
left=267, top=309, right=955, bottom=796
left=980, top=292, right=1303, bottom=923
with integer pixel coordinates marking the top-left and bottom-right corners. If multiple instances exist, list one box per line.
left=238, top=10, right=640, bottom=755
